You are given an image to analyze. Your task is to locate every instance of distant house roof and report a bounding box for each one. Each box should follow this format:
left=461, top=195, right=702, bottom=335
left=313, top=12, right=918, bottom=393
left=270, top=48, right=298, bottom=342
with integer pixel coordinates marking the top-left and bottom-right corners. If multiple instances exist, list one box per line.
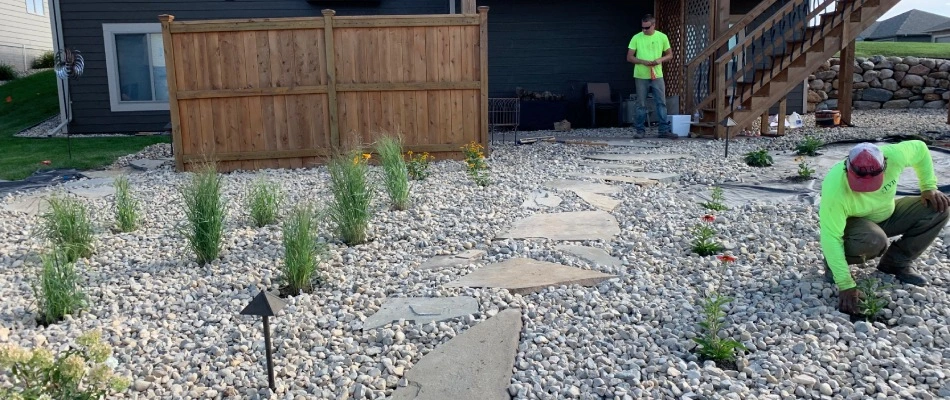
left=925, top=20, right=950, bottom=33
left=865, top=9, right=950, bottom=40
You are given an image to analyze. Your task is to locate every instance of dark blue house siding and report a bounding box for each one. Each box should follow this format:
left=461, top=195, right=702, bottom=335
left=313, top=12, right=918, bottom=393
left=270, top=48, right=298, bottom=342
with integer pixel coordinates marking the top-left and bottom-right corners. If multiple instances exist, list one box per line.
left=60, top=0, right=652, bottom=133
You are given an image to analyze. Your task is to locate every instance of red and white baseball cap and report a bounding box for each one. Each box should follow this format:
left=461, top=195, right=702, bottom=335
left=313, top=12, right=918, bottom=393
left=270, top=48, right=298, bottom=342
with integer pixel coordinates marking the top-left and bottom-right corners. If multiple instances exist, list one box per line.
left=846, top=143, right=886, bottom=192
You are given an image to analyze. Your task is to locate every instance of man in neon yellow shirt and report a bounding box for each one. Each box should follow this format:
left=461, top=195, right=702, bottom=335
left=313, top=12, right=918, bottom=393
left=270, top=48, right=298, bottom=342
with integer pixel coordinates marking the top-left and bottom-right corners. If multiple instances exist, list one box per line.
left=626, top=14, right=675, bottom=139
left=820, top=141, right=949, bottom=315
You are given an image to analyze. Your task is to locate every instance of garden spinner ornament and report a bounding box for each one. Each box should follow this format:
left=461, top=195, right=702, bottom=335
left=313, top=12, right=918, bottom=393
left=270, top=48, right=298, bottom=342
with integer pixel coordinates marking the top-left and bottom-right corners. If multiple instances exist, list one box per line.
left=53, top=48, right=84, bottom=159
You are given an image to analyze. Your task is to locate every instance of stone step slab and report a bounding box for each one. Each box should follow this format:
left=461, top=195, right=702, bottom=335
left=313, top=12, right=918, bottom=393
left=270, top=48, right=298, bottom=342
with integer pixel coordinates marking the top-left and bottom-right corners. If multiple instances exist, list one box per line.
left=444, top=258, right=617, bottom=295
left=496, top=211, right=620, bottom=241
left=418, top=250, right=487, bottom=270
left=521, top=190, right=563, bottom=209
left=577, top=162, right=645, bottom=171
left=566, top=172, right=657, bottom=186
left=544, top=179, right=620, bottom=194
left=362, top=297, right=479, bottom=330
left=582, top=153, right=693, bottom=162
left=555, top=245, right=622, bottom=268
left=391, top=308, right=522, bottom=400
left=622, top=171, right=680, bottom=183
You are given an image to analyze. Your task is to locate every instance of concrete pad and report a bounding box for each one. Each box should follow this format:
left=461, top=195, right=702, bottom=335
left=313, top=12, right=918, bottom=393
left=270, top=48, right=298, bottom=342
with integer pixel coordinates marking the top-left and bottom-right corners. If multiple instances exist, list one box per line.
left=391, top=308, right=522, bottom=400
left=496, top=211, right=620, bottom=241
left=130, top=159, right=168, bottom=171
left=362, top=297, right=479, bottom=330
left=521, top=190, right=563, bottom=209
left=556, top=245, right=622, bottom=268
left=582, top=153, right=693, bottom=162
left=566, top=172, right=657, bottom=186
left=577, top=162, right=644, bottom=171
left=418, top=250, right=487, bottom=270
left=444, top=258, right=617, bottom=295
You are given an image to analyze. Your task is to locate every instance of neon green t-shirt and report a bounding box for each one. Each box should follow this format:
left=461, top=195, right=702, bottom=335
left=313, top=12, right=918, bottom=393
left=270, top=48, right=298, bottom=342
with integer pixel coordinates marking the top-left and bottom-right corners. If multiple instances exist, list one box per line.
left=819, top=140, right=938, bottom=290
left=628, top=31, right=671, bottom=80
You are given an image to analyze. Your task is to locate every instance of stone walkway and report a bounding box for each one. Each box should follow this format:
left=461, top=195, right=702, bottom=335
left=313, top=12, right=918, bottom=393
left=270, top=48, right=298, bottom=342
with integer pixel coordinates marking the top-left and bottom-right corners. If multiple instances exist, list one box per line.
left=385, top=145, right=684, bottom=399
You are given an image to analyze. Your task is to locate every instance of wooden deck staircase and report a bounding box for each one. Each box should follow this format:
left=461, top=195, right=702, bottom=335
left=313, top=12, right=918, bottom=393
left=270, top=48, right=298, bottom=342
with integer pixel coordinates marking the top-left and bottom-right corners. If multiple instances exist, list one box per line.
left=684, top=0, right=901, bottom=139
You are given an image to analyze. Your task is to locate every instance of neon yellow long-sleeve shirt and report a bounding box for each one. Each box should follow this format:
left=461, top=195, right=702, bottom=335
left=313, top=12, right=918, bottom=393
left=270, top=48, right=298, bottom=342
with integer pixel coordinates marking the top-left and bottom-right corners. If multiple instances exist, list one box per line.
left=819, top=140, right=938, bottom=290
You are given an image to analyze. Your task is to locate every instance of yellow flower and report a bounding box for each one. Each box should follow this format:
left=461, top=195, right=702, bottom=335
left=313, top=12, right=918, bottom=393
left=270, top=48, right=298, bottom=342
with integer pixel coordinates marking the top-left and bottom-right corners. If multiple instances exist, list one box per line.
left=362, top=153, right=371, bottom=160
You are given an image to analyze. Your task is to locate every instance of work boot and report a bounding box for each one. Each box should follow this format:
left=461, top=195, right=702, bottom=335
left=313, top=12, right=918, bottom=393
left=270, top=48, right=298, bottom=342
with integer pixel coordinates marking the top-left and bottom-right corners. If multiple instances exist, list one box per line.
left=633, top=131, right=646, bottom=139
left=877, top=264, right=928, bottom=286
left=657, top=132, right=679, bottom=140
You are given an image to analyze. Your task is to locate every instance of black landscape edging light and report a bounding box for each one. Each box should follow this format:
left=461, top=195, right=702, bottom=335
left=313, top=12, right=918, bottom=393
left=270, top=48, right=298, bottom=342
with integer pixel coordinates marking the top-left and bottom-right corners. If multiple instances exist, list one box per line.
left=240, top=290, right=287, bottom=391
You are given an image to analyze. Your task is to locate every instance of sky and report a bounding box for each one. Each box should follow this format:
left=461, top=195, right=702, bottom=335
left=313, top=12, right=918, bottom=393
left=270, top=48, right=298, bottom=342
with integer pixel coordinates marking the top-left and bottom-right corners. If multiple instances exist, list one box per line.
left=878, top=0, right=950, bottom=20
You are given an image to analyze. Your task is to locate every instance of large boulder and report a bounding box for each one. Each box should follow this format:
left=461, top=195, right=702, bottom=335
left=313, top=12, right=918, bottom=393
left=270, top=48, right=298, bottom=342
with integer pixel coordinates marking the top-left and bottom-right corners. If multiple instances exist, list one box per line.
left=894, top=71, right=907, bottom=82
left=924, top=100, right=947, bottom=109
left=882, top=78, right=899, bottom=91
left=886, top=56, right=903, bottom=63
left=908, top=64, right=931, bottom=75
left=921, top=58, right=936, bottom=69
left=853, top=73, right=864, bottom=82
left=809, top=79, right=825, bottom=90
left=929, top=71, right=949, bottom=80
left=808, top=90, right=823, bottom=103
left=904, top=56, right=920, bottom=66
left=874, top=60, right=894, bottom=70
left=854, top=101, right=882, bottom=109
left=909, top=100, right=926, bottom=108
left=860, top=60, right=875, bottom=71
left=901, top=74, right=925, bottom=87
left=894, top=88, right=914, bottom=99
left=861, top=88, right=893, bottom=102
left=816, top=70, right=837, bottom=80
left=854, top=82, right=870, bottom=89
left=878, top=69, right=894, bottom=79
left=894, top=63, right=910, bottom=72
left=863, top=70, right=881, bottom=81
left=924, top=93, right=942, bottom=101
left=882, top=99, right=910, bottom=109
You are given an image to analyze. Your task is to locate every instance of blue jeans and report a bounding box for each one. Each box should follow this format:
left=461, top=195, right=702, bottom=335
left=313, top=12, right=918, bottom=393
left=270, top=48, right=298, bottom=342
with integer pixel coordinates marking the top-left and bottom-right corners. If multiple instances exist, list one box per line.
left=634, top=77, right=670, bottom=134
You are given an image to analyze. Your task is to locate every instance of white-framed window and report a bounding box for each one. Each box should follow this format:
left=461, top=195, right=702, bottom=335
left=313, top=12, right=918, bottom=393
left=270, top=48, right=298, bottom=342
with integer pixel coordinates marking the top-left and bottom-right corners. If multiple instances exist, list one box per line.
left=103, top=23, right=169, bottom=112
left=26, top=0, right=44, bottom=15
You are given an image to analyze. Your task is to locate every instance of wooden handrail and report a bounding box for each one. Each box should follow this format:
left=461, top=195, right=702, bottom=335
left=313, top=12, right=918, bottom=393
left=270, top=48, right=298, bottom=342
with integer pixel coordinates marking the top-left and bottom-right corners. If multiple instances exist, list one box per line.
left=685, top=0, right=781, bottom=70
left=714, top=0, right=837, bottom=66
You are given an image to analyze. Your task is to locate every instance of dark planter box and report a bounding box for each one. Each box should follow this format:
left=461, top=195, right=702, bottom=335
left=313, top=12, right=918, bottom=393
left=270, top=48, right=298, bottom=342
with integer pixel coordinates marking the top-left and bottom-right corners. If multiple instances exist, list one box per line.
left=520, top=100, right=568, bottom=131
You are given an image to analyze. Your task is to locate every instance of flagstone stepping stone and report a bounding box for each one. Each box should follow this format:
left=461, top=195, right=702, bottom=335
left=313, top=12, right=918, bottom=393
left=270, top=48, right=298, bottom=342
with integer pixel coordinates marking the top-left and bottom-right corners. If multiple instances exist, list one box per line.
left=521, top=190, right=562, bottom=209
left=555, top=245, right=622, bottom=268
left=418, top=250, right=487, bottom=270
left=577, top=161, right=645, bottom=171
left=362, top=297, right=479, bottom=330
left=572, top=191, right=621, bottom=212
left=82, top=169, right=128, bottom=179
left=496, top=211, right=620, bottom=241
left=582, top=153, right=693, bottom=162
left=444, top=258, right=617, bottom=295
left=566, top=172, right=657, bottom=186
left=622, top=171, right=680, bottom=183
left=1, top=194, right=50, bottom=215
left=542, top=180, right=621, bottom=211
left=67, top=186, right=115, bottom=199
left=391, top=308, right=522, bottom=400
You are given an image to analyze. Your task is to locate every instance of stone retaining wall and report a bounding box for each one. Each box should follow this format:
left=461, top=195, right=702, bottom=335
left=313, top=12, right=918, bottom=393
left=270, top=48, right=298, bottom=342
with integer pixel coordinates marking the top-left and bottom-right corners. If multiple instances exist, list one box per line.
left=807, top=55, right=950, bottom=112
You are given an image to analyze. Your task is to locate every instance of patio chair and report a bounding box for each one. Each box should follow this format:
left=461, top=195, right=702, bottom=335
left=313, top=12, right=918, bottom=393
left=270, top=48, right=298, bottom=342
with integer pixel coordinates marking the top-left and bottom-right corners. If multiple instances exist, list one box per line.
left=586, top=83, right=623, bottom=128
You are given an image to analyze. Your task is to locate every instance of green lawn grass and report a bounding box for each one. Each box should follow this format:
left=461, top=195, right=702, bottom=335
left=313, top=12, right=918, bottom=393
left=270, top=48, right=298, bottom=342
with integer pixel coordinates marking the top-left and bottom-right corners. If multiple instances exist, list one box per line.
left=0, top=70, right=171, bottom=181
left=851, top=41, right=950, bottom=59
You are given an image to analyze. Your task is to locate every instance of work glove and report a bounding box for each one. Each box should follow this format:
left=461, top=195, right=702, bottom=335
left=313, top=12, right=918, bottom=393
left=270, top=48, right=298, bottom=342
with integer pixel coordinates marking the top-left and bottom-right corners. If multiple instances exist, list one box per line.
left=838, top=288, right=863, bottom=315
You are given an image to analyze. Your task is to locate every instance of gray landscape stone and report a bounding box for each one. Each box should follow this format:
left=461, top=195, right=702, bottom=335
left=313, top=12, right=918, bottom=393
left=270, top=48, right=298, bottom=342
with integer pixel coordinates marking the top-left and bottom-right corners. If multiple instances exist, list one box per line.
left=621, top=171, right=679, bottom=183
left=444, top=258, right=617, bottom=294
left=521, top=190, right=562, bottom=209
left=362, top=297, right=479, bottom=330
left=1, top=194, right=50, bottom=215
left=555, top=245, right=622, bottom=268
left=418, top=250, right=487, bottom=270
left=572, top=190, right=621, bottom=212
left=544, top=179, right=620, bottom=194
left=61, top=177, right=114, bottom=189
left=496, top=211, right=620, bottom=241
left=82, top=169, right=128, bottom=179
left=577, top=162, right=644, bottom=171
left=67, top=186, right=115, bottom=199
left=391, top=308, right=522, bottom=400
left=582, top=153, right=692, bottom=162
left=130, top=159, right=168, bottom=171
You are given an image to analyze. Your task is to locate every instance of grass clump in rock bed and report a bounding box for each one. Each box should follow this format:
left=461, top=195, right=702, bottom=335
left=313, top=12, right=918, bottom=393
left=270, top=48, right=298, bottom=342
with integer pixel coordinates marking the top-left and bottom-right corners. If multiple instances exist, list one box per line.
left=179, top=162, right=227, bottom=265
left=279, top=203, right=327, bottom=297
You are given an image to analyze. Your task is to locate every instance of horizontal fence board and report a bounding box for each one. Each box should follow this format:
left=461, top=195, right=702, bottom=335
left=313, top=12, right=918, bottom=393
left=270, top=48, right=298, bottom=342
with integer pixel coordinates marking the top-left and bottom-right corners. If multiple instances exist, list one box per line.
left=161, top=9, right=489, bottom=173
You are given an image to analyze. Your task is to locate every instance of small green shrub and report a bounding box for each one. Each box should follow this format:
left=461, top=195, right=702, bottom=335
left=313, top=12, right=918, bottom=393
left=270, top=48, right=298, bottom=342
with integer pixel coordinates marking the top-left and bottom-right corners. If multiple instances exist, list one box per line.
left=31, top=51, right=55, bottom=69
left=691, top=215, right=724, bottom=256
left=39, top=195, right=94, bottom=262
left=0, top=63, right=17, bottom=81
left=795, top=135, right=823, bottom=156
left=113, top=176, right=140, bottom=232
left=857, top=277, right=891, bottom=322
left=281, top=204, right=326, bottom=295
left=796, top=157, right=816, bottom=180
left=743, top=149, right=773, bottom=167
left=328, top=151, right=375, bottom=245
left=700, top=186, right=729, bottom=211
left=180, top=163, right=227, bottom=265
left=693, top=294, right=747, bottom=363
left=246, top=177, right=283, bottom=227
left=0, top=329, right=130, bottom=399
left=461, top=142, right=490, bottom=186
left=406, top=151, right=433, bottom=181
left=32, top=249, right=85, bottom=326
left=375, top=136, right=411, bottom=210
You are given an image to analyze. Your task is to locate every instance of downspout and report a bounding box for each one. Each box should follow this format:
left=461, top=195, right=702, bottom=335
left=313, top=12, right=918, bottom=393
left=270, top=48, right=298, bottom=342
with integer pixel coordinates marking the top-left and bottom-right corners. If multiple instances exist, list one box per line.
left=47, top=0, right=72, bottom=135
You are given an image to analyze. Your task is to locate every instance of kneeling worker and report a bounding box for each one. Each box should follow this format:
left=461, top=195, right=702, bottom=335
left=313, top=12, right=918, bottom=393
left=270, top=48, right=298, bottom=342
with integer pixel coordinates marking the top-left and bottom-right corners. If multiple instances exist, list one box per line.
left=819, top=140, right=949, bottom=315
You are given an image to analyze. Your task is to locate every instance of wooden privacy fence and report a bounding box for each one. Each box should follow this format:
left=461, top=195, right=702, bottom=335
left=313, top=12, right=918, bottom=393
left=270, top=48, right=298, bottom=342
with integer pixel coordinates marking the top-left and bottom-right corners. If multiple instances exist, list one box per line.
left=158, top=5, right=489, bottom=173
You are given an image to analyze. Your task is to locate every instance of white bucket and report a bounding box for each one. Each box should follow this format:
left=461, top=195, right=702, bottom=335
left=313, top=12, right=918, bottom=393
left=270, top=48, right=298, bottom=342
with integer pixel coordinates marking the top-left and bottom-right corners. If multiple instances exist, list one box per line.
left=669, top=115, right=691, bottom=137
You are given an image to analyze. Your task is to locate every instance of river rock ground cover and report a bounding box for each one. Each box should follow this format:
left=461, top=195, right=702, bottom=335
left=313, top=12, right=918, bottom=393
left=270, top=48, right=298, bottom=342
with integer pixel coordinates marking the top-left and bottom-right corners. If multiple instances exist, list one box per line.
left=0, top=108, right=949, bottom=399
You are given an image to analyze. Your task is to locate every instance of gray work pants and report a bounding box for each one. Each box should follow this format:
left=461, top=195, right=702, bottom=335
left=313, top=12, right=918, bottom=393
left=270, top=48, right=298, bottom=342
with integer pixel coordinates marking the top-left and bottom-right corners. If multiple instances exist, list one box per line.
left=842, top=196, right=950, bottom=269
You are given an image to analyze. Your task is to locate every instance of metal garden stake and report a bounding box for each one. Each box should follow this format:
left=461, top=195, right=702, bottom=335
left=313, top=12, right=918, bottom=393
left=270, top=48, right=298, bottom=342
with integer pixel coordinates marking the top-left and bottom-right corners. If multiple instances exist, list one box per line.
left=240, top=290, right=287, bottom=391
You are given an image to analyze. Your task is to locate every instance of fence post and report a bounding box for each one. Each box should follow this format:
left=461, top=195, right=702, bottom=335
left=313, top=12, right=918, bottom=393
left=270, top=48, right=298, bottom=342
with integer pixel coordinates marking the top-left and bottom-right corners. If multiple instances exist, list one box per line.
left=478, top=6, right=489, bottom=152
left=322, top=9, right=340, bottom=148
left=158, top=14, right=185, bottom=172
left=462, top=0, right=476, bottom=14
